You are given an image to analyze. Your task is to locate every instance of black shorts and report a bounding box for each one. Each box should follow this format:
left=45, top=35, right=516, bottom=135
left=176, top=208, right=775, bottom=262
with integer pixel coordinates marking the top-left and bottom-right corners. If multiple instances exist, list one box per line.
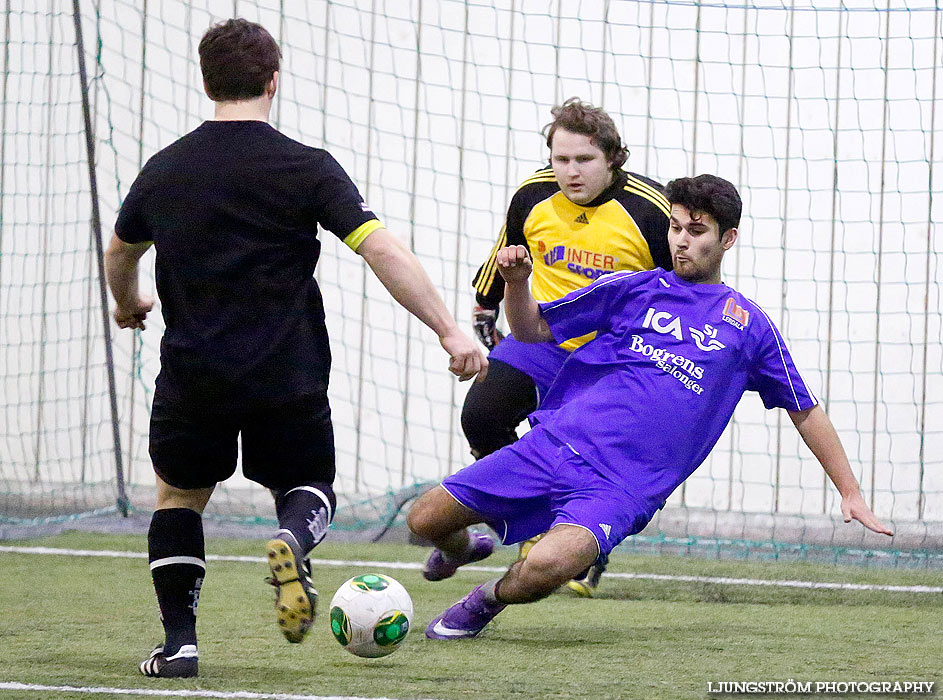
left=148, top=394, right=336, bottom=490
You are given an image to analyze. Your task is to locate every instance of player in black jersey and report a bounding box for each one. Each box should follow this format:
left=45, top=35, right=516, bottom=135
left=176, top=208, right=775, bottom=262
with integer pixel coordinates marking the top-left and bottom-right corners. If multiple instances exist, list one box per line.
left=462, top=99, right=671, bottom=596
left=106, top=19, right=484, bottom=678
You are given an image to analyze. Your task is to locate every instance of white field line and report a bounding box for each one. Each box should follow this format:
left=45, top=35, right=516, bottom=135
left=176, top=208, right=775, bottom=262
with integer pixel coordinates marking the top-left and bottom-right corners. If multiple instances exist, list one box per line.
left=0, top=545, right=940, bottom=594
left=0, top=682, right=433, bottom=700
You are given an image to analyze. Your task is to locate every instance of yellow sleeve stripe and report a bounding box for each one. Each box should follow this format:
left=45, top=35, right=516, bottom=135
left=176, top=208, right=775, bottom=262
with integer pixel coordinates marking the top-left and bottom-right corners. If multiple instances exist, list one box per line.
left=524, top=166, right=553, bottom=178
left=518, top=177, right=556, bottom=191
left=624, top=173, right=663, bottom=199
left=518, top=170, right=556, bottom=188
left=625, top=174, right=670, bottom=209
left=344, top=218, right=384, bottom=251
left=624, top=184, right=670, bottom=218
left=520, top=173, right=556, bottom=186
left=474, top=233, right=497, bottom=293
left=475, top=228, right=508, bottom=296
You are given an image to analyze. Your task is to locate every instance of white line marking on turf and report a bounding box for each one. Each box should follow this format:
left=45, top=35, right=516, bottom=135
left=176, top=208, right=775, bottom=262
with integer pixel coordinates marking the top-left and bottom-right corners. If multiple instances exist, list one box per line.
left=608, top=571, right=943, bottom=593
left=0, top=682, right=432, bottom=700
left=0, top=545, right=939, bottom=594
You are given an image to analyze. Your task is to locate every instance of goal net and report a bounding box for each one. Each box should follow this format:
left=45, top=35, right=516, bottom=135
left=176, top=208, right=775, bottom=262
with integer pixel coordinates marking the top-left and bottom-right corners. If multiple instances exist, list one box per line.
left=1, top=0, right=941, bottom=563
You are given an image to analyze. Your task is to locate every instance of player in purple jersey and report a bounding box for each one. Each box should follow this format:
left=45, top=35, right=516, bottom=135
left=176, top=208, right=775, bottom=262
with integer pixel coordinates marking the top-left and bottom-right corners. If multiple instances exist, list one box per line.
left=463, top=99, right=671, bottom=595
left=407, top=174, right=893, bottom=640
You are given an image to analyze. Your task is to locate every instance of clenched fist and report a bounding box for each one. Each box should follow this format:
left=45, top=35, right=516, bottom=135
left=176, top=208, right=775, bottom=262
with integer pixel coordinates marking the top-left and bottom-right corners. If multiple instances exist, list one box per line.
left=496, top=245, right=533, bottom=284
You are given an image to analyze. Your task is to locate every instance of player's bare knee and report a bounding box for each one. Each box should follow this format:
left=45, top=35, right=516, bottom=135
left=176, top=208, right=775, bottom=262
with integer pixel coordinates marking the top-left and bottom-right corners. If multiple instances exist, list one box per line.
left=405, top=496, right=434, bottom=537
left=407, top=487, right=453, bottom=538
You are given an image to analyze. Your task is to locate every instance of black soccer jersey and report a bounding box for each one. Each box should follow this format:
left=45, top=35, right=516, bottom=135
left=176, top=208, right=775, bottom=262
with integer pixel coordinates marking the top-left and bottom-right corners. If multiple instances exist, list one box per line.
left=115, top=120, right=381, bottom=408
left=472, top=168, right=670, bottom=350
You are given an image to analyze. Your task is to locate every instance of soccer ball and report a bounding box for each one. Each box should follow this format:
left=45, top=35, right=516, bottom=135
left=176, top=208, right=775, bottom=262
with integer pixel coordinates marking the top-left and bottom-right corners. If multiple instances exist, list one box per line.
left=329, top=573, right=413, bottom=658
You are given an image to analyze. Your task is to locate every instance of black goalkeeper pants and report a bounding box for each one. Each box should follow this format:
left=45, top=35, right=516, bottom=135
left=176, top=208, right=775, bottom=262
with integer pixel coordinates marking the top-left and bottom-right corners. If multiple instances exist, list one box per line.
left=460, top=359, right=538, bottom=459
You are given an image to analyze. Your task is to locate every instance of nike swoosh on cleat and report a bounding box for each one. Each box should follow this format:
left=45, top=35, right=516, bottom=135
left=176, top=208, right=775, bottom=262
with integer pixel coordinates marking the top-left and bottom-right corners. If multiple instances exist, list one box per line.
left=431, top=620, right=474, bottom=637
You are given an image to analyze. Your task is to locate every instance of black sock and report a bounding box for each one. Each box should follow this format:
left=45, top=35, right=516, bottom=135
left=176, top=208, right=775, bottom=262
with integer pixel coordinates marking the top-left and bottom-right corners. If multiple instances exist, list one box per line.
left=148, top=508, right=205, bottom=656
left=274, top=482, right=336, bottom=557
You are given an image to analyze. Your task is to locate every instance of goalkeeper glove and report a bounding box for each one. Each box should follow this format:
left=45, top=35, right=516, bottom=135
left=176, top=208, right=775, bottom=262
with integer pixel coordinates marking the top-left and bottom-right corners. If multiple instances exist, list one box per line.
left=472, top=304, right=504, bottom=351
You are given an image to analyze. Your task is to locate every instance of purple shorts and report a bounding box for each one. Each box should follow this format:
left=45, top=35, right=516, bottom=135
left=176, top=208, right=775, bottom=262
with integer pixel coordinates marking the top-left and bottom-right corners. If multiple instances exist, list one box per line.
left=489, top=334, right=570, bottom=398
left=441, top=425, right=652, bottom=557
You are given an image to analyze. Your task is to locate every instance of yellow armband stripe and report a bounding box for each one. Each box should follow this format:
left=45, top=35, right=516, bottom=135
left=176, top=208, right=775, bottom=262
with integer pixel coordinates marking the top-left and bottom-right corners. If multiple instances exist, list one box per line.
left=344, top=219, right=384, bottom=251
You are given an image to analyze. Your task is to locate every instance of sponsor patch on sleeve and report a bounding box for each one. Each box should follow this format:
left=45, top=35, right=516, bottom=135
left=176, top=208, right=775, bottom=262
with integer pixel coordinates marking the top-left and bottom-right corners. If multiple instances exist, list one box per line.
left=722, top=297, right=749, bottom=330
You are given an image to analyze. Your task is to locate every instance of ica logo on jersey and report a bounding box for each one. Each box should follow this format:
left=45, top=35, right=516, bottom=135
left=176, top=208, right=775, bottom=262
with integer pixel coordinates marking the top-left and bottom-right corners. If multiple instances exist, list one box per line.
left=642, top=307, right=726, bottom=352
left=643, top=308, right=684, bottom=340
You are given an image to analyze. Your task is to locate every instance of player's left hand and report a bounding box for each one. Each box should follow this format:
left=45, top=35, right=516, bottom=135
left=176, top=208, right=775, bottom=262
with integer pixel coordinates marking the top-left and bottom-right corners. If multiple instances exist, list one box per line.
left=114, top=295, right=154, bottom=330
left=439, top=327, right=488, bottom=382
left=841, top=490, right=894, bottom=536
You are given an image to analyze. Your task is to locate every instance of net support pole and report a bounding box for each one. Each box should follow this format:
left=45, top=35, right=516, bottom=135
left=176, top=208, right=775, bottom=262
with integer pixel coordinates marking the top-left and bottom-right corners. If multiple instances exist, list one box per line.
left=917, top=4, right=941, bottom=520
left=72, top=0, right=128, bottom=516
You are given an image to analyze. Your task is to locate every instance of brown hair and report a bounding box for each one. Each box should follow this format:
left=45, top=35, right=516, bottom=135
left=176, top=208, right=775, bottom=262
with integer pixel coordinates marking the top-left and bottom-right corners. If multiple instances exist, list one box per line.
left=665, top=174, right=742, bottom=234
left=543, top=97, right=628, bottom=170
left=198, top=19, right=280, bottom=102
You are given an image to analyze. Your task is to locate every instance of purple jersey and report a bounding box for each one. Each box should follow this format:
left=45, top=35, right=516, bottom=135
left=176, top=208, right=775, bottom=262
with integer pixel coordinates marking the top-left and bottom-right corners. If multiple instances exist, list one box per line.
left=531, top=268, right=817, bottom=515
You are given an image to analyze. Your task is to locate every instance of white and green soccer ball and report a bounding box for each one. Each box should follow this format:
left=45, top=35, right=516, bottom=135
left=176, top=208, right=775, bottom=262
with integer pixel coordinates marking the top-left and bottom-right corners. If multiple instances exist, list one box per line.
left=329, top=573, right=413, bottom=658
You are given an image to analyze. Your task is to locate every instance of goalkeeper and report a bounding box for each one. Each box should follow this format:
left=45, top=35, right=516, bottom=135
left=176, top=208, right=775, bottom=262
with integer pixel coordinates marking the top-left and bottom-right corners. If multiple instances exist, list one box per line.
left=105, top=18, right=484, bottom=679
left=463, top=98, right=671, bottom=596
left=409, top=174, right=893, bottom=641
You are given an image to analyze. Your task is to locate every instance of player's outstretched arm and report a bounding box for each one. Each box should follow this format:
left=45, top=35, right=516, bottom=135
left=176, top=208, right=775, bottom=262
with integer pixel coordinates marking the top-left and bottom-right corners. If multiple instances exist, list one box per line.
left=788, top=405, right=893, bottom=536
left=357, top=228, right=486, bottom=382
left=497, top=245, right=553, bottom=343
left=105, top=233, right=154, bottom=330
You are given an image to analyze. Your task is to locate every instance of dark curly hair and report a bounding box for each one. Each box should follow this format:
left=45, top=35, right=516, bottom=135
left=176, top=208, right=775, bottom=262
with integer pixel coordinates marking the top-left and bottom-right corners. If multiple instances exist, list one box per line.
left=664, top=174, right=742, bottom=234
left=543, top=97, right=628, bottom=171
left=199, top=19, right=281, bottom=102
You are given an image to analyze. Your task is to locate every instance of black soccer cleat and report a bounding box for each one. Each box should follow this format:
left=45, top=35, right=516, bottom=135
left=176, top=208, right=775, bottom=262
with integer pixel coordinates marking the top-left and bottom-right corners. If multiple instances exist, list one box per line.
left=266, top=537, right=318, bottom=643
left=139, top=644, right=198, bottom=678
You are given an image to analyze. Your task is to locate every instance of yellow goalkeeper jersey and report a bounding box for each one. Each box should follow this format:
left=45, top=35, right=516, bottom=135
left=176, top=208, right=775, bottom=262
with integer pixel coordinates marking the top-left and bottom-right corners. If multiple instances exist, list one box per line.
left=473, top=167, right=671, bottom=351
